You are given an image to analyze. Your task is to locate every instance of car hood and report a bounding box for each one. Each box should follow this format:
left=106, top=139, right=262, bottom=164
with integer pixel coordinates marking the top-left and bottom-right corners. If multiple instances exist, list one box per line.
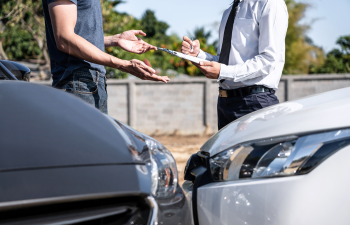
left=201, top=87, right=350, bottom=156
left=0, top=82, right=149, bottom=171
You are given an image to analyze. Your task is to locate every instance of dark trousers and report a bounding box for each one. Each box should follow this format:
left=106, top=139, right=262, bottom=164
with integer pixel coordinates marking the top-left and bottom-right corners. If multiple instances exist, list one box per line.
left=53, top=68, right=108, bottom=114
left=217, top=90, right=279, bottom=130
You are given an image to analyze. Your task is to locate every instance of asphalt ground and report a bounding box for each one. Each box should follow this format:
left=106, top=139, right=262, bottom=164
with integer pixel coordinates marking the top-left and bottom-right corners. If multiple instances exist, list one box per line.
left=152, top=135, right=213, bottom=184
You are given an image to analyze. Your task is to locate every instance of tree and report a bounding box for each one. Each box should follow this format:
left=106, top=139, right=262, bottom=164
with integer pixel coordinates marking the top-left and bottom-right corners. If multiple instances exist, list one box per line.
left=311, top=35, right=350, bottom=74
left=141, top=10, right=169, bottom=39
left=283, top=0, right=324, bottom=74
left=337, top=36, right=350, bottom=54
left=190, top=27, right=212, bottom=45
left=0, top=21, right=9, bottom=59
left=0, top=0, right=50, bottom=79
left=2, top=0, right=333, bottom=79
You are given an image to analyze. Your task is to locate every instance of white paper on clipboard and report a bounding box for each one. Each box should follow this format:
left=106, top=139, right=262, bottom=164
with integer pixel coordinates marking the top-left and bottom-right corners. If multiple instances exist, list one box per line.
left=158, top=47, right=209, bottom=64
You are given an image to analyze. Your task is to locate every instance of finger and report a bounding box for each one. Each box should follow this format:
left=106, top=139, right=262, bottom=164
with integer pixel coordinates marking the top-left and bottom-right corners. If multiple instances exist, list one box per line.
left=159, top=76, right=170, bottom=82
left=141, top=43, right=153, bottom=54
left=144, top=43, right=157, bottom=51
left=137, top=43, right=155, bottom=54
left=199, top=61, right=213, bottom=67
left=181, top=47, right=190, bottom=54
left=136, top=44, right=147, bottom=54
left=138, top=68, right=153, bottom=78
left=141, top=63, right=156, bottom=74
left=182, top=41, right=191, bottom=48
left=181, top=42, right=192, bottom=54
left=133, top=30, right=147, bottom=36
left=142, top=73, right=169, bottom=83
left=181, top=45, right=191, bottom=52
left=141, top=73, right=159, bottom=82
left=131, top=60, right=154, bottom=75
left=162, top=76, right=170, bottom=81
left=160, top=78, right=169, bottom=83
left=193, top=39, right=200, bottom=47
left=151, top=74, right=170, bottom=83
left=134, top=46, right=145, bottom=54
left=183, top=36, right=192, bottom=44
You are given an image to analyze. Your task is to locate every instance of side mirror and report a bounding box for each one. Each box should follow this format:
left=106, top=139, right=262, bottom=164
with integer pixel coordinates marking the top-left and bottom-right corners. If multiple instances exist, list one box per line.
left=0, top=60, right=31, bottom=81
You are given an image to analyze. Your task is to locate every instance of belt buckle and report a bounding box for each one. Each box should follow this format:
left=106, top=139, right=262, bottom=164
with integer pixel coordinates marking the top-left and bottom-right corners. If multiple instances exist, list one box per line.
left=251, top=87, right=259, bottom=94
left=251, top=86, right=265, bottom=94
left=219, top=90, right=228, bottom=98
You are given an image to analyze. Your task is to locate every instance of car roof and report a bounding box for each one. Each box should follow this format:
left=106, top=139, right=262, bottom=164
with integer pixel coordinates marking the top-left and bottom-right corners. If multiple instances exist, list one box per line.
left=0, top=81, right=135, bottom=171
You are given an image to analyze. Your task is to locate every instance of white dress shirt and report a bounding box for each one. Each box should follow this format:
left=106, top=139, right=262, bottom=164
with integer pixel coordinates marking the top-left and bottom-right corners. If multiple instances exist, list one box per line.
left=197, top=0, right=288, bottom=90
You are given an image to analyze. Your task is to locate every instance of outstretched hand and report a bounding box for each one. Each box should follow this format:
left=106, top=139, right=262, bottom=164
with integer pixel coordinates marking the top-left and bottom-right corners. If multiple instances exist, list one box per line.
left=117, top=30, right=157, bottom=54
left=120, top=59, right=170, bottom=83
left=119, top=30, right=146, bottom=41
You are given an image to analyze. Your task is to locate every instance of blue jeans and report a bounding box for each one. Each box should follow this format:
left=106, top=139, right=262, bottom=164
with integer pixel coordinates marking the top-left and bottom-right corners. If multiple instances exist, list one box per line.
left=217, top=91, right=279, bottom=130
left=53, top=68, right=108, bottom=114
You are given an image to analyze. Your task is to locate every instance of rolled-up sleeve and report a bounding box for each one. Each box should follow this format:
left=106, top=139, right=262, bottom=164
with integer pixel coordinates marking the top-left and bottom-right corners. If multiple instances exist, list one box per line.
left=218, top=0, right=286, bottom=82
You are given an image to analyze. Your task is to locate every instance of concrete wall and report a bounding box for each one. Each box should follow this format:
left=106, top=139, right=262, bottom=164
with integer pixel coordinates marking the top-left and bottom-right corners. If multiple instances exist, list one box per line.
left=35, top=74, right=350, bottom=135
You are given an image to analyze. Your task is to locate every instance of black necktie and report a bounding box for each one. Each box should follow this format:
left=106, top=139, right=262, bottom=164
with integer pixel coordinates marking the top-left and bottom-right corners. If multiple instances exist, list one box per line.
left=219, top=0, right=240, bottom=83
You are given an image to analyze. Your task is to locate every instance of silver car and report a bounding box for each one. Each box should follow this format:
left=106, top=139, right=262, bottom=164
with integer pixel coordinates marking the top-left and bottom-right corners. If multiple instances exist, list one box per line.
left=183, top=87, right=350, bottom=225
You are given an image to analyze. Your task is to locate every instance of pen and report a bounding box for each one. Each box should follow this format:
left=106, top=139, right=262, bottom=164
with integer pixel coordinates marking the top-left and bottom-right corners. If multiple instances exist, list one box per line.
left=191, top=38, right=193, bottom=51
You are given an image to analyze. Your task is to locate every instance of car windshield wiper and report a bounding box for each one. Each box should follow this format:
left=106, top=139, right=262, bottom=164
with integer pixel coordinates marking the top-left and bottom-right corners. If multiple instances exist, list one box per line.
left=0, top=61, right=18, bottom=80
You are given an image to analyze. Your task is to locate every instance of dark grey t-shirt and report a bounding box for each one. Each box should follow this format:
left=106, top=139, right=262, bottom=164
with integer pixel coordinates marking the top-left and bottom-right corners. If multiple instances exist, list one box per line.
left=42, top=0, right=106, bottom=85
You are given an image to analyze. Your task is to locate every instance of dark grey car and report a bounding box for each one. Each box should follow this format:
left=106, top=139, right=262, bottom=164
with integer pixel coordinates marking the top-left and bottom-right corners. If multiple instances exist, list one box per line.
left=0, top=62, right=190, bottom=225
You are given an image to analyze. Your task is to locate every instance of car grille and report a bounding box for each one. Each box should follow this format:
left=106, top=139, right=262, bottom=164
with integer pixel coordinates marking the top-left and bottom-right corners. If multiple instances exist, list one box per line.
left=0, top=195, right=152, bottom=225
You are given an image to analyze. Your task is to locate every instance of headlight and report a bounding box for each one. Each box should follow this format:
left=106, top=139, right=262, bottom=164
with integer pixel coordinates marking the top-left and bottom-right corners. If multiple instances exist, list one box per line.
left=210, top=129, right=350, bottom=181
left=146, top=139, right=178, bottom=199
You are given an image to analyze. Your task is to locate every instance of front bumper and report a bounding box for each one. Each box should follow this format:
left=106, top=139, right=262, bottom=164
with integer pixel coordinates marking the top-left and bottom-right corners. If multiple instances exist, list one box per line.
left=155, top=184, right=192, bottom=225
left=185, top=145, right=350, bottom=225
left=182, top=181, right=194, bottom=225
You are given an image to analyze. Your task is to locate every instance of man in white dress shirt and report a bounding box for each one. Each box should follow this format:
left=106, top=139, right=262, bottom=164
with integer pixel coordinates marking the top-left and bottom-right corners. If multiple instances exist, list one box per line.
left=181, top=0, right=288, bottom=130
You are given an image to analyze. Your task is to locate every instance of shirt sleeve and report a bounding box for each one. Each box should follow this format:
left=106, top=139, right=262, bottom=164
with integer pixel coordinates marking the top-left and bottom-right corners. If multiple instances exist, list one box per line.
left=218, top=0, right=286, bottom=82
left=197, top=50, right=220, bottom=62
left=47, top=0, right=77, bottom=4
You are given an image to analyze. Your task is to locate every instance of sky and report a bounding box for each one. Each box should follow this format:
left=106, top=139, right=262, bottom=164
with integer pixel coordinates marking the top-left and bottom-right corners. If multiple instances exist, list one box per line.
left=116, top=0, right=350, bottom=53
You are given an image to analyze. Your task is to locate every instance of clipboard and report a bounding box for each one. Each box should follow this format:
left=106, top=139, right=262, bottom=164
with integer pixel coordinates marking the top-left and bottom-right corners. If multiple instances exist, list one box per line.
left=158, top=47, right=208, bottom=64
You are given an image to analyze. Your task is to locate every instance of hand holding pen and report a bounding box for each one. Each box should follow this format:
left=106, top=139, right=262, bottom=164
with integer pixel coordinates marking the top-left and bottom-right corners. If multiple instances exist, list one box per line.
left=181, top=36, right=200, bottom=57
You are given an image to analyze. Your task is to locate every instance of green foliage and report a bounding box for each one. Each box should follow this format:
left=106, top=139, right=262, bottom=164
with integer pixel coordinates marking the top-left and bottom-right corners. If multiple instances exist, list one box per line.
left=1, top=0, right=48, bottom=63
left=2, top=0, right=347, bottom=77
left=311, top=36, right=350, bottom=74
left=337, top=36, right=350, bottom=54
left=1, top=26, right=41, bottom=59
left=141, top=10, right=169, bottom=38
left=102, top=0, right=217, bottom=78
left=190, top=27, right=212, bottom=45
left=283, top=0, right=324, bottom=74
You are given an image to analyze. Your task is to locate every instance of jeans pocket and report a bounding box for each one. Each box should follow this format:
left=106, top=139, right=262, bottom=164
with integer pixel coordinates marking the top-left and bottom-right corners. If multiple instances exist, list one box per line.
left=104, top=76, right=108, bottom=93
left=76, top=77, right=98, bottom=94
left=55, top=81, right=74, bottom=93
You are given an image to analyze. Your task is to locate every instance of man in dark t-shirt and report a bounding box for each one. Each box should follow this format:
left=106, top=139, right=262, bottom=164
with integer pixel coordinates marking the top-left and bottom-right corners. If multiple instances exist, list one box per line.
left=42, top=0, right=169, bottom=114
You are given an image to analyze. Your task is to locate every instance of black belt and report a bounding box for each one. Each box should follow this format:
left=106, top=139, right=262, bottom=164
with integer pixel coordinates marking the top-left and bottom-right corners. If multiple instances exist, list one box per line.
left=219, top=85, right=273, bottom=98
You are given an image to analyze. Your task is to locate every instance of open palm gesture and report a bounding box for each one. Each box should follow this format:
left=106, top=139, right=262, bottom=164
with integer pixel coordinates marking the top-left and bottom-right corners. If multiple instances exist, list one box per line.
left=117, top=30, right=157, bottom=54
